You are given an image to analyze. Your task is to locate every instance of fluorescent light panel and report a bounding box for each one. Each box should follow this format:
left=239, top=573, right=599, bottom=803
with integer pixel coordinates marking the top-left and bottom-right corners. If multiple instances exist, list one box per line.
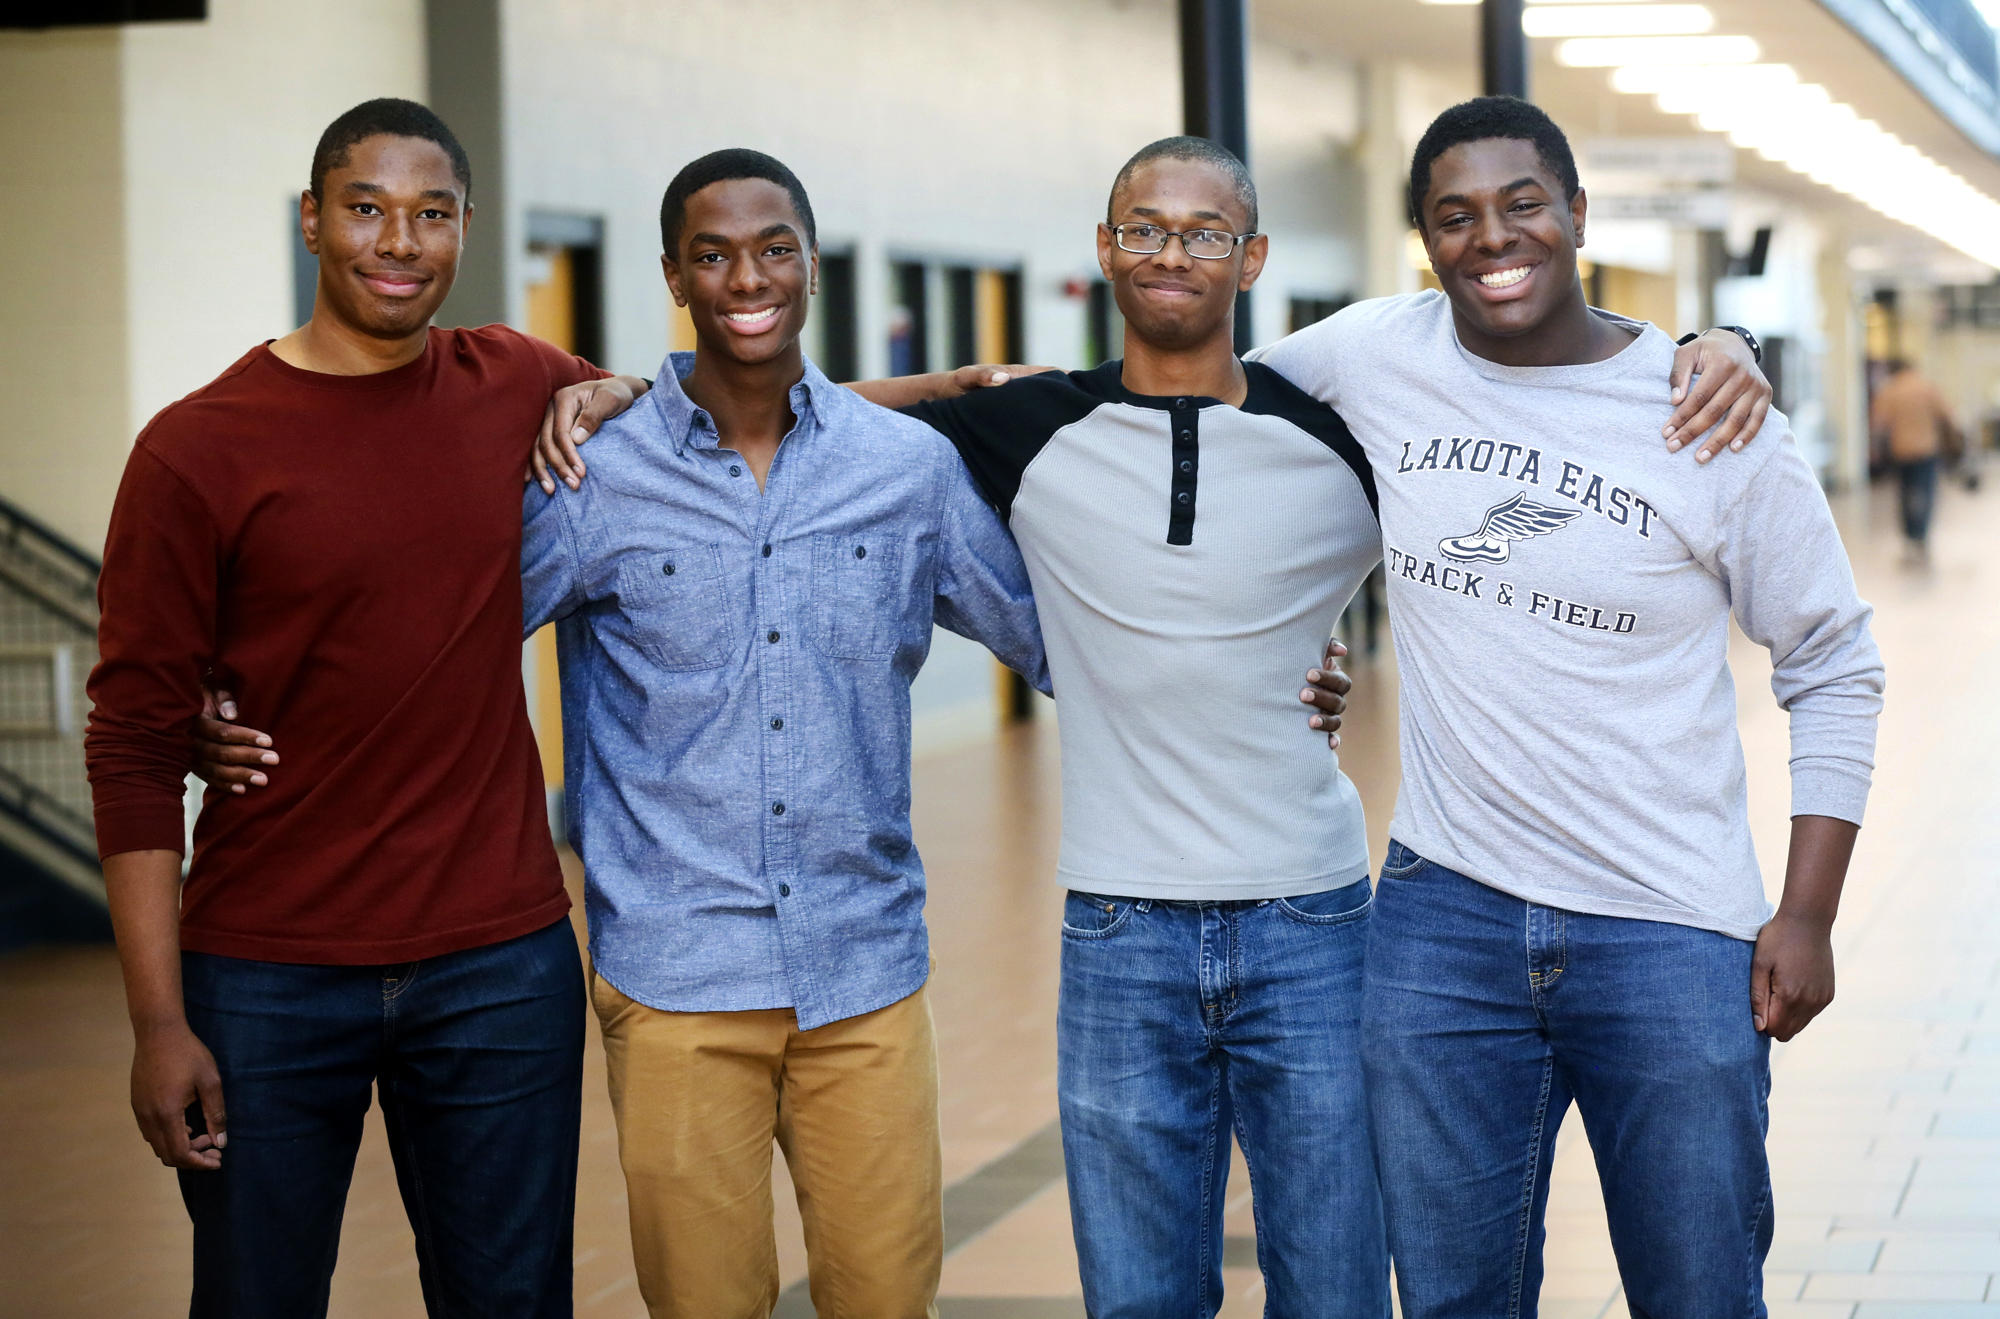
left=1424, top=0, right=1672, bottom=5
left=1525, top=5, right=1714, bottom=37
left=1607, top=62, right=2000, bottom=268
left=1557, top=34, right=1760, bottom=65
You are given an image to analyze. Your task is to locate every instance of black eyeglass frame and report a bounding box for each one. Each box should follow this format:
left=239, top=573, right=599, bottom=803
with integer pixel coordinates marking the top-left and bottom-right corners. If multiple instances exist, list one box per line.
left=1107, top=222, right=1259, bottom=260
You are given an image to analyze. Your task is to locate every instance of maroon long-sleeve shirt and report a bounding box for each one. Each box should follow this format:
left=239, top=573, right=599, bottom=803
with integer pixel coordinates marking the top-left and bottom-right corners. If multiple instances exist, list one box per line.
left=86, top=326, right=601, bottom=964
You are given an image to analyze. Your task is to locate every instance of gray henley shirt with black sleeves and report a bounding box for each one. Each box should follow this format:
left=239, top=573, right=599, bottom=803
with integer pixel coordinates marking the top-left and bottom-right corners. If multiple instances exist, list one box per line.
left=909, top=359, right=1380, bottom=901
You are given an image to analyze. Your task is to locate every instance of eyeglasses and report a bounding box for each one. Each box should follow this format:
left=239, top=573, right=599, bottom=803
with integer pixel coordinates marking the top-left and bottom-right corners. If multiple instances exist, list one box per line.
left=1109, top=222, right=1256, bottom=261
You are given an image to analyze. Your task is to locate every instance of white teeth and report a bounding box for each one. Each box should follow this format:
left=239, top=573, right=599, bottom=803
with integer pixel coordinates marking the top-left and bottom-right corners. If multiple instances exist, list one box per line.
left=1478, top=267, right=1532, bottom=289
left=726, top=308, right=779, bottom=324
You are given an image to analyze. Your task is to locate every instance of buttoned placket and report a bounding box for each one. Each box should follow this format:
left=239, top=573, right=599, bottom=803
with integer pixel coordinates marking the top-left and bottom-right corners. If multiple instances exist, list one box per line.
left=743, top=383, right=823, bottom=1018
left=1167, top=396, right=1200, bottom=546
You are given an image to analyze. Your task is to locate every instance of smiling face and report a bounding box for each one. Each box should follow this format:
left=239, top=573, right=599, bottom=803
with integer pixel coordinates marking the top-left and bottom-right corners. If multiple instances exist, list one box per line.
left=663, top=177, right=816, bottom=368
left=1419, top=136, right=1589, bottom=352
left=301, top=133, right=466, bottom=340
left=1098, top=157, right=1266, bottom=354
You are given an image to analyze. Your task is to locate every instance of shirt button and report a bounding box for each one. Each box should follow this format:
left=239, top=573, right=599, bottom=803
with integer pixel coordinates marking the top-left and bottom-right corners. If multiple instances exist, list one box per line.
left=1174, top=397, right=1190, bottom=410
left=854, top=545, right=867, bottom=559
left=770, top=717, right=784, bottom=730
left=1176, top=492, right=1191, bottom=505
left=762, top=543, right=772, bottom=557
left=662, top=562, right=676, bottom=575
left=1178, top=430, right=1192, bottom=442
left=778, top=883, right=791, bottom=897
left=1178, top=459, right=1193, bottom=473
left=767, top=630, right=781, bottom=643
left=772, top=801, right=786, bottom=816
left=729, top=464, right=742, bottom=477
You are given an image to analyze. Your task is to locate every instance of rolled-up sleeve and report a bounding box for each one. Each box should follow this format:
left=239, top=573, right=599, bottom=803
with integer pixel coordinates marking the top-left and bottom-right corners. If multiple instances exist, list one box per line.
left=521, top=482, right=588, bottom=636
left=84, top=444, right=219, bottom=858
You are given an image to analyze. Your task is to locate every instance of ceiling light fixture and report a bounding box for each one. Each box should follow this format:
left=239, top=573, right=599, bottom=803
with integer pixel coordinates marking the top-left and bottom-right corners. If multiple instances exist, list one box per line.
left=1525, top=5, right=1714, bottom=38
left=1608, top=63, right=2000, bottom=268
left=1558, top=34, right=1760, bottom=66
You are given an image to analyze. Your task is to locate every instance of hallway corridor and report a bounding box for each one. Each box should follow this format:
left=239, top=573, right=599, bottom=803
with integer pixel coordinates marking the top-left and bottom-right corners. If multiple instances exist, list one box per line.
left=2, top=478, right=1995, bottom=1318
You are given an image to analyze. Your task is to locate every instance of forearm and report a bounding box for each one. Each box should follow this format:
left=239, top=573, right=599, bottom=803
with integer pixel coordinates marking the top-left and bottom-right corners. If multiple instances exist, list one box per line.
left=846, top=372, right=959, bottom=410
left=1773, top=814, right=1857, bottom=930
left=611, top=373, right=650, bottom=398
left=104, top=849, right=190, bottom=1034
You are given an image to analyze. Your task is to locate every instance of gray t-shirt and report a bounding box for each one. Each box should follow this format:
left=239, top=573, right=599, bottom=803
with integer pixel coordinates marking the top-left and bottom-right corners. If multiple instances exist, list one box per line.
left=1254, top=292, right=1883, bottom=939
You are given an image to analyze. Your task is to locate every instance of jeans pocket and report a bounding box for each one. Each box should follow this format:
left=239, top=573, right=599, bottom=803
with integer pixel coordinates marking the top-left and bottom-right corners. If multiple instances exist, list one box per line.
left=1378, top=839, right=1429, bottom=880
left=1060, top=891, right=1136, bottom=940
left=1275, top=877, right=1373, bottom=926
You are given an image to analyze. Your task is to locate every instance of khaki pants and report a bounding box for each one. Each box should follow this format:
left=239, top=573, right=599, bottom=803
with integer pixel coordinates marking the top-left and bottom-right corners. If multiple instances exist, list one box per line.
left=591, top=971, right=943, bottom=1319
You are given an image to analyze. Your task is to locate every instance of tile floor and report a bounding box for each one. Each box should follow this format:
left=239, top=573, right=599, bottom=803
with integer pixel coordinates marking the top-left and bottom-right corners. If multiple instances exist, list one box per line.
left=1, top=480, right=1995, bottom=1316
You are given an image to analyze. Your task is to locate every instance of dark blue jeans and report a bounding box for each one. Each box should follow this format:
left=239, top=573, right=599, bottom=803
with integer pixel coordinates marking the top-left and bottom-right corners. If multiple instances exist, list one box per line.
left=1898, top=456, right=1939, bottom=545
left=178, top=917, right=586, bottom=1318
left=1362, top=843, right=1772, bottom=1319
left=1057, top=879, right=1390, bottom=1319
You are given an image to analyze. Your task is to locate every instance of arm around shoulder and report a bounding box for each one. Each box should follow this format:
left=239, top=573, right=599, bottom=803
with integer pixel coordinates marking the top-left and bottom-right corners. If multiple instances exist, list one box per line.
left=931, top=449, right=1049, bottom=694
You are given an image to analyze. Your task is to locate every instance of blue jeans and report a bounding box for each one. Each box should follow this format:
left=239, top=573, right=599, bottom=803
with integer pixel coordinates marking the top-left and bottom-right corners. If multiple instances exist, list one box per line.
left=1898, top=456, right=1939, bottom=544
left=178, top=917, right=586, bottom=1318
left=1057, top=879, right=1390, bottom=1318
left=1362, top=843, right=1773, bottom=1319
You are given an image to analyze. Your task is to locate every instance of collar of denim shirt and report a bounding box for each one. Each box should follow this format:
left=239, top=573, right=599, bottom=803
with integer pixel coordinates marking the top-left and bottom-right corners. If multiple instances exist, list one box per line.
left=645, top=350, right=839, bottom=456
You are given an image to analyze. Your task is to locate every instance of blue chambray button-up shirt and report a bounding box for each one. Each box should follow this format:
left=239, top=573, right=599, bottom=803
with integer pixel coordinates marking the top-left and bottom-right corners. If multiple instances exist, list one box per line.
left=520, top=353, right=1048, bottom=1029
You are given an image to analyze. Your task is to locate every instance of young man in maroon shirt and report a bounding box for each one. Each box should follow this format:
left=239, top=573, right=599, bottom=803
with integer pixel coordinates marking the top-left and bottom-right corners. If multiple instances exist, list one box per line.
left=84, top=99, right=646, bottom=1317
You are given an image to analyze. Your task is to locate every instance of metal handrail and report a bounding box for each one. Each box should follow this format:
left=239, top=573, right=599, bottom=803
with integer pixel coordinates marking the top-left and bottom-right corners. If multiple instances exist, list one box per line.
left=0, top=761, right=97, bottom=866
left=0, top=496, right=104, bottom=906
left=0, top=491, right=101, bottom=578
left=0, top=494, right=99, bottom=634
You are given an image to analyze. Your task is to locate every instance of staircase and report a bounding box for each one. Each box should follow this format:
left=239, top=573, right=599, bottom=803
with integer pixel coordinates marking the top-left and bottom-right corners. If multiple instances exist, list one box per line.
left=0, top=495, right=109, bottom=949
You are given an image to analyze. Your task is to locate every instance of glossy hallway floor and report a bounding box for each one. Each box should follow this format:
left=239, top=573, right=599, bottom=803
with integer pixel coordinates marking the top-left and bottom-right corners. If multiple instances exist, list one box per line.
left=3, top=479, right=1997, bottom=1318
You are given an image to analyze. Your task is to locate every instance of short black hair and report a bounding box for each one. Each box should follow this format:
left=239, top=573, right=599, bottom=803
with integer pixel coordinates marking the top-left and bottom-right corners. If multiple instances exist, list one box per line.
left=1407, top=96, right=1579, bottom=231
left=1107, top=136, right=1258, bottom=232
left=310, top=98, right=471, bottom=201
left=659, top=149, right=817, bottom=256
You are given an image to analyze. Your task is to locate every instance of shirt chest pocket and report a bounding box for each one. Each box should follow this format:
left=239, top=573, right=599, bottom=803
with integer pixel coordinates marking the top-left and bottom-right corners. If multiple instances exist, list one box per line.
left=810, top=535, right=910, bottom=662
left=613, top=547, right=736, bottom=672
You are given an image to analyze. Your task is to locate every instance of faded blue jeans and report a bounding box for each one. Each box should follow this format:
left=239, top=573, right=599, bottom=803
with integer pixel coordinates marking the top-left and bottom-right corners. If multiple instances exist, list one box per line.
left=1362, top=842, right=1773, bottom=1319
left=1057, top=878, right=1391, bottom=1318
left=178, top=917, right=585, bottom=1318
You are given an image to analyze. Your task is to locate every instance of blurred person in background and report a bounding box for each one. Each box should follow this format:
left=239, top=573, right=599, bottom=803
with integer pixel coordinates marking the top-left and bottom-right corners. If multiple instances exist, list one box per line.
left=1872, top=358, right=1956, bottom=559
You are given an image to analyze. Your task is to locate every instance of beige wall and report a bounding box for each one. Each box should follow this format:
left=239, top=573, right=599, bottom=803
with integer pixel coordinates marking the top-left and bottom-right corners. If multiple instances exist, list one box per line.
left=0, top=30, right=130, bottom=552
left=0, top=1, right=425, bottom=555
left=501, top=0, right=1367, bottom=377
left=1931, top=321, right=2000, bottom=442
left=119, top=0, right=426, bottom=449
